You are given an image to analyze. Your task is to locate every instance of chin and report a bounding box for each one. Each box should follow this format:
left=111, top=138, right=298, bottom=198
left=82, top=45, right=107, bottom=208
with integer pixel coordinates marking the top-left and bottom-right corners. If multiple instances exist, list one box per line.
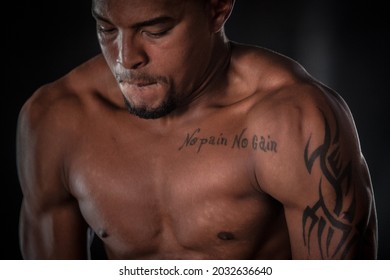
left=123, top=97, right=176, bottom=119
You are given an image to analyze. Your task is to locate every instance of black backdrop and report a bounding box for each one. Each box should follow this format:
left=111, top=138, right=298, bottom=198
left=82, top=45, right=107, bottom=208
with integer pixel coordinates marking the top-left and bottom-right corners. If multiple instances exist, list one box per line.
left=5, top=0, right=389, bottom=260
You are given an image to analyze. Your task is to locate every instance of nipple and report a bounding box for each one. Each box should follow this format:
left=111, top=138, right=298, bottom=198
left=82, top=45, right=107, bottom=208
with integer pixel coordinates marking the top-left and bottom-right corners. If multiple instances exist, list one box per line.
left=98, top=229, right=108, bottom=238
left=217, top=231, right=235, bottom=241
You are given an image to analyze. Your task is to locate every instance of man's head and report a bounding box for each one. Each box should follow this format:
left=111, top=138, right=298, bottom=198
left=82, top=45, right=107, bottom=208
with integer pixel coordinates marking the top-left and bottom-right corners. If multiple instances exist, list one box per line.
left=92, top=0, right=234, bottom=119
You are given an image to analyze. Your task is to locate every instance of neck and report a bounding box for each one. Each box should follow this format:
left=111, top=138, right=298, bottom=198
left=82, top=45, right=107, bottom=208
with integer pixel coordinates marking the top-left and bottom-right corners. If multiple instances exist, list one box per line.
left=177, top=37, right=232, bottom=111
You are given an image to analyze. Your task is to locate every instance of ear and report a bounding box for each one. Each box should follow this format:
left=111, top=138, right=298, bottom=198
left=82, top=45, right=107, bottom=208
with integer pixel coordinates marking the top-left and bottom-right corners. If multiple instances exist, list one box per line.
left=207, top=0, right=235, bottom=33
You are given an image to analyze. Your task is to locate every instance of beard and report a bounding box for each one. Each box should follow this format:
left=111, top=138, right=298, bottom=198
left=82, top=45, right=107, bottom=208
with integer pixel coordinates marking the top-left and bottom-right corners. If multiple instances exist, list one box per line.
left=115, top=70, right=176, bottom=119
left=122, top=94, right=176, bottom=119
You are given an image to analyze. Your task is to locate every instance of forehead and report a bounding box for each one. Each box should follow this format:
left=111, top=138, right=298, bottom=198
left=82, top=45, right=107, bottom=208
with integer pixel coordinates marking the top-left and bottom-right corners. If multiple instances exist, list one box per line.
left=92, top=0, right=197, bottom=19
left=93, top=0, right=183, bottom=9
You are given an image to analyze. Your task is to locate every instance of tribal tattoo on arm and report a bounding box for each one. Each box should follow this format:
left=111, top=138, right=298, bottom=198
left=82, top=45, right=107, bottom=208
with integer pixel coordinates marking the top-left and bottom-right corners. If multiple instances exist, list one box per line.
left=302, top=112, right=364, bottom=259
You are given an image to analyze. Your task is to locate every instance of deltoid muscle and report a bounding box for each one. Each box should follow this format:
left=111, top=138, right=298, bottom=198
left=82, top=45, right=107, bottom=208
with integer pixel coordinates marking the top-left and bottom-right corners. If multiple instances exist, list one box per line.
left=302, top=113, right=359, bottom=259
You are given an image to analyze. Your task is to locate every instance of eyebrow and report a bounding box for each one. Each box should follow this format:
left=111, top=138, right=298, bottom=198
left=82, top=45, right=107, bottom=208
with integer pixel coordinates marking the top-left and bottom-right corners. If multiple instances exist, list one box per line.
left=91, top=9, right=110, bottom=23
left=131, top=16, right=174, bottom=29
left=91, top=9, right=174, bottom=28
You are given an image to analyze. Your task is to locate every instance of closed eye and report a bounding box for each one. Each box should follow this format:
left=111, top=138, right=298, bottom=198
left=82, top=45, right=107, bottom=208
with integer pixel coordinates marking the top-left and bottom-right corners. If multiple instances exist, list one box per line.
left=142, top=28, right=171, bottom=39
left=97, top=25, right=117, bottom=34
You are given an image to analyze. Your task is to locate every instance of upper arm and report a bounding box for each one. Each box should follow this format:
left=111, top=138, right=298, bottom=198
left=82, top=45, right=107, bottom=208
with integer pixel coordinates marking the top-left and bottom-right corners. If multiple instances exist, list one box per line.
left=254, top=85, right=378, bottom=259
left=291, top=107, right=377, bottom=259
left=16, top=90, right=89, bottom=259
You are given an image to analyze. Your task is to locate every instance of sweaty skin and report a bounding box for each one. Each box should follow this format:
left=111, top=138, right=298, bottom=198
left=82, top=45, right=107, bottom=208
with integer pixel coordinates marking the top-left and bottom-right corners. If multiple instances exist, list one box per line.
left=17, top=0, right=377, bottom=259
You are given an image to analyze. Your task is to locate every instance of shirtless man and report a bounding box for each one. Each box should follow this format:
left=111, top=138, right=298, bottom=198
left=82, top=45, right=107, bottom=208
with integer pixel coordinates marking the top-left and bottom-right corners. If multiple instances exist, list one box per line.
left=16, top=0, right=377, bottom=259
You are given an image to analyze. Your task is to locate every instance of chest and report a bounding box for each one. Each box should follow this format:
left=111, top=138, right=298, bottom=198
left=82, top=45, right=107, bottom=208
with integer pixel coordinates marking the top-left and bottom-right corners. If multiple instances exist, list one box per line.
left=66, top=119, right=279, bottom=256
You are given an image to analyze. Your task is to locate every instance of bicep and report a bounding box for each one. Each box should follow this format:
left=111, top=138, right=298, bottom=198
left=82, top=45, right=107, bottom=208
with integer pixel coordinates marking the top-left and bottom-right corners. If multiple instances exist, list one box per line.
left=285, top=160, right=376, bottom=259
left=284, top=110, right=377, bottom=259
left=19, top=196, right=88, bottom=259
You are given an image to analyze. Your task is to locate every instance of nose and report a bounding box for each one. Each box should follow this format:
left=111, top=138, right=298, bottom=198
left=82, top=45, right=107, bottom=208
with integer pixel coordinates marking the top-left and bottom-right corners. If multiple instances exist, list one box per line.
left=117, top=32, right=148, bottom=70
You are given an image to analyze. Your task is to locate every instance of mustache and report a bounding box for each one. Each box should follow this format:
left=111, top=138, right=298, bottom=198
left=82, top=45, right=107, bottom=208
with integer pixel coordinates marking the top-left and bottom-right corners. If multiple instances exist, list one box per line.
left=115, top=71, right=168, bottom=85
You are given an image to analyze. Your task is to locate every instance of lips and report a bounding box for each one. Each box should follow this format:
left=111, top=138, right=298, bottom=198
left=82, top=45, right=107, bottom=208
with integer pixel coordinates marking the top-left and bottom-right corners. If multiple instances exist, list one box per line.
left=119, top=81, right=161, bottom=98
left=119, top=80, right=157, bottom=88
left=134, top=82, right=156, bottom=87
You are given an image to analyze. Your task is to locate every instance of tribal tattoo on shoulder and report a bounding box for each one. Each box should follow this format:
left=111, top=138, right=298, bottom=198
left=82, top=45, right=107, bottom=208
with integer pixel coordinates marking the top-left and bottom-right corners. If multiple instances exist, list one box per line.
left=302, top=112, right=363, bottom=259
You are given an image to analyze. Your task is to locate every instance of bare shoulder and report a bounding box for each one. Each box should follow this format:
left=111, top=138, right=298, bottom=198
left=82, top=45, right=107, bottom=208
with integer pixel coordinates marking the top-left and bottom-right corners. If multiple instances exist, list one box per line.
left=231, top=43, right=357, bottom=148
left=233, top=43, right=366, bottom=197
left=16, top=54, right=115, bottom=185
left=18, top=54, right=113, bottom=137
left=233, top=43, right=344, bottom=103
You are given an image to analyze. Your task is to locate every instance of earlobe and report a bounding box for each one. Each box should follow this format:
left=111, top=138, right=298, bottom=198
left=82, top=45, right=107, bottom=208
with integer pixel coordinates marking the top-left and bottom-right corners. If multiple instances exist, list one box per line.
left=209, top=0, right=235, bottom=33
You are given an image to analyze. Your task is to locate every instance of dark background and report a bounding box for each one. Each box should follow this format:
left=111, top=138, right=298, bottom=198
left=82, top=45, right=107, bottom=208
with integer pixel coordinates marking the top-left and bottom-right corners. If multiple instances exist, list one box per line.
left=5, top=1, right=389, bottom=260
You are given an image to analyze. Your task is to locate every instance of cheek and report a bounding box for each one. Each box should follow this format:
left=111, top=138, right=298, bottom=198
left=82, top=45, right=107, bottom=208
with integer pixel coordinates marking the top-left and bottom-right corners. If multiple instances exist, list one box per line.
left=102, top=53, right=117, bottom=77
left=99, top=41, right=120, bottom=75
left=151, top=37, right=212, bottom=84
left=151, top=49, right=193, bottom=93
left=100, top=41, right=116, bottom=60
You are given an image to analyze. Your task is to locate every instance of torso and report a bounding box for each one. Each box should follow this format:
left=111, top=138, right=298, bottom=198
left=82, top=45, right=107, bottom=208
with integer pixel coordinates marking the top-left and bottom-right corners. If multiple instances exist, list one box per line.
left=53, top=45, right=301, bottom=259
left=67, top=98, right=290, bottom=259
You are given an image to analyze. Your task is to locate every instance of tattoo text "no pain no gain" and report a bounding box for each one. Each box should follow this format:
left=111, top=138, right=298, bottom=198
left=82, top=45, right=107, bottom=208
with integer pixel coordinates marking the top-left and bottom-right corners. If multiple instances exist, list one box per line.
left=178, top=128, right=278, bottom=153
